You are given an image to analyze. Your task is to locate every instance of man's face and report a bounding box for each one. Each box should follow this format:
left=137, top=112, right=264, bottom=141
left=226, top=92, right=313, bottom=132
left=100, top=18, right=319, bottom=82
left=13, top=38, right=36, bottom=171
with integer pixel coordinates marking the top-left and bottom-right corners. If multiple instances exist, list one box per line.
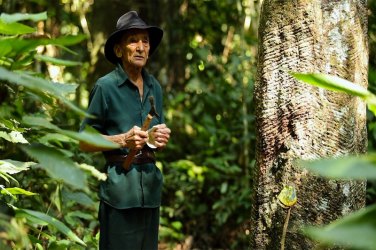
left=115, top=29, right=150, bottom=69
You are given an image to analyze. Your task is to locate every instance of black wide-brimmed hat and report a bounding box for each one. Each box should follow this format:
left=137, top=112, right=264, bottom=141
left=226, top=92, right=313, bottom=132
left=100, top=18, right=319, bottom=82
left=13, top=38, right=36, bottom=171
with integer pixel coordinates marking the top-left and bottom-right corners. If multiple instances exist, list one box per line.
left=104, top=11, right=163, bottom=64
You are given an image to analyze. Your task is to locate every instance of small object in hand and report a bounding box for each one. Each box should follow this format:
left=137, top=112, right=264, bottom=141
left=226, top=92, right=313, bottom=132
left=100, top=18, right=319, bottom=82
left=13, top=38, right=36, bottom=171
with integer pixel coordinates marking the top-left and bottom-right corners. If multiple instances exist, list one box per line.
left=147, top=126, right=157, bottom=149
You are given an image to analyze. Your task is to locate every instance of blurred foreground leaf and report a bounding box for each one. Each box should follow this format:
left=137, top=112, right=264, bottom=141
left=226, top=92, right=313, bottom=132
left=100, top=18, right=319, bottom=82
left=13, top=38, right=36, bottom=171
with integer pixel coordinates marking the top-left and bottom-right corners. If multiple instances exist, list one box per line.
left=23, top=116, right=119, bottom=149
left=34, top=55, right=82, bottom=67
left=15, top=208, right=86, bottom=246
left=1, top=187, right=37, bottom=196
left=291, top=72, right=376, bottom=114
left=303, top=205, right=376, bottom=250
left=0, top=67, right=87, bottom=116
left=0, top=12, right=47, bottom=23
left=0, top=19, right=35, bottom=35
left=299, top=154, right=376, bottom=180
left=21, top=144, right=88, bottom=191
left=0, top=160, right=34, bottom=174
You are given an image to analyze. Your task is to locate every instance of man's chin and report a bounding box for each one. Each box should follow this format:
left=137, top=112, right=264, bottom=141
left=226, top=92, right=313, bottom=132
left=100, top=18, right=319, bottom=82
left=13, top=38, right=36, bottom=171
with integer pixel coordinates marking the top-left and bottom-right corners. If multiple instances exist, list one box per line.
left=132, top=58, right=147, bottom=65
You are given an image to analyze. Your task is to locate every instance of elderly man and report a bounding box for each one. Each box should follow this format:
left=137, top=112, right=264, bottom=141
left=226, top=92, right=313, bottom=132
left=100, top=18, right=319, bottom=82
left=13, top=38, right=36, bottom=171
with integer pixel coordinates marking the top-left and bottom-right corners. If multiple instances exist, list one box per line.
left=79, top=11, right=171, bottom=250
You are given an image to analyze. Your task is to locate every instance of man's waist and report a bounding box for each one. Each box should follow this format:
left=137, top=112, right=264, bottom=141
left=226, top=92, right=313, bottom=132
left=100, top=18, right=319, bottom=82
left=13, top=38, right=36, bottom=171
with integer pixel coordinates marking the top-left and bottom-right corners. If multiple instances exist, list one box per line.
left=105, top=148, right=156, bottom=165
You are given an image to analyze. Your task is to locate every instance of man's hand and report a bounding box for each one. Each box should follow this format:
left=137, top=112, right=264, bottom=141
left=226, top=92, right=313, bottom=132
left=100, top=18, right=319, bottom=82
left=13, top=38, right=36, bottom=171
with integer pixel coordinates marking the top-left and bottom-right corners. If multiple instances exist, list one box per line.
left=124, top=126, right=148, bottom=150
left=148, top=124, right=171, bottom=149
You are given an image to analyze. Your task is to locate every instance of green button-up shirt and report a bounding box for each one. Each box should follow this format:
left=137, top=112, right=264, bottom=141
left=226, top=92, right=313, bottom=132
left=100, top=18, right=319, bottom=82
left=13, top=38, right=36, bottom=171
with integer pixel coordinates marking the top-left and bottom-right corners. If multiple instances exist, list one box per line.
left=81, top=64, right=164, bottom=209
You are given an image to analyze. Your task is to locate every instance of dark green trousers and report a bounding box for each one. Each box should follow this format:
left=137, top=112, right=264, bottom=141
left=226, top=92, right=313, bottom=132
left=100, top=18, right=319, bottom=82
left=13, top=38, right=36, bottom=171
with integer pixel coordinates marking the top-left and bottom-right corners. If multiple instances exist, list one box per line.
left=99, top=202, right=160, bottom=250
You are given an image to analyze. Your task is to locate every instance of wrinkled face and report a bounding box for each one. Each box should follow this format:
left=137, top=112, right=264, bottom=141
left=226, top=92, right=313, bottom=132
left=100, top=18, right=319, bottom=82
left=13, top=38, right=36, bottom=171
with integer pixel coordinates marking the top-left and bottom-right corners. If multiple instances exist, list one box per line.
left=114, top=29, right=150, bottom=69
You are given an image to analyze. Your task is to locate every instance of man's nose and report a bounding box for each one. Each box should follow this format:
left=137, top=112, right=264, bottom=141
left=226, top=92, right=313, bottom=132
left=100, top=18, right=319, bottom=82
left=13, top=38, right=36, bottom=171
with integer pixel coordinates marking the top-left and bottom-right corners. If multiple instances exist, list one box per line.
left=136, top=40, right=144, bottom=51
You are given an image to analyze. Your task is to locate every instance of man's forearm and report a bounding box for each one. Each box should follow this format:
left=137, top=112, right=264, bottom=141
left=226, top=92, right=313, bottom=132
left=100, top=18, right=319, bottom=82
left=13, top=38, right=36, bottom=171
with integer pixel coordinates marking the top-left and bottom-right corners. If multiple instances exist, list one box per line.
left=79, top=134, right=127, bottom=152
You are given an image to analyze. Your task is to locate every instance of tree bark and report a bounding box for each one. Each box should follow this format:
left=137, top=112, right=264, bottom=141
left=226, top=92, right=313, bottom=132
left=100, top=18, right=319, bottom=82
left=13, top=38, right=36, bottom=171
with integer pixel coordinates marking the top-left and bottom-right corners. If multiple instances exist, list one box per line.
left=252, top=0, right=368, bottom=249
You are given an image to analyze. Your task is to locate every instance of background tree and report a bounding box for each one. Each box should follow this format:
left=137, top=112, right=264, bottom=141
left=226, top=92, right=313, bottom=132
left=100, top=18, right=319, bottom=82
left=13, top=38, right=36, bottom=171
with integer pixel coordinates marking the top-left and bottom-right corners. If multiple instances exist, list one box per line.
left=252, top=0, right=368, bottom=249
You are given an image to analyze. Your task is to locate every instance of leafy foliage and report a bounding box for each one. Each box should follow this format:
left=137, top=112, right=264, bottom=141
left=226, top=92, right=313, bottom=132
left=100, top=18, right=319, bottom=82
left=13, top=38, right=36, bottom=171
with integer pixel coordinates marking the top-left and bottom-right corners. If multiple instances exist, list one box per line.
left=292, top=72, right=376, bottom=249
left=0, top=10, right=115, bottom=249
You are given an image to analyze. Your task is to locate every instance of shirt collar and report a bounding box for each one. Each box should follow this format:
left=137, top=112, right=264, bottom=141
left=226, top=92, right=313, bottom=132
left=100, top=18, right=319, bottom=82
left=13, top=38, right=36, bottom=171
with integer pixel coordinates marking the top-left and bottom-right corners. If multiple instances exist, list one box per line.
left=116, top=63, right=152, bottom=88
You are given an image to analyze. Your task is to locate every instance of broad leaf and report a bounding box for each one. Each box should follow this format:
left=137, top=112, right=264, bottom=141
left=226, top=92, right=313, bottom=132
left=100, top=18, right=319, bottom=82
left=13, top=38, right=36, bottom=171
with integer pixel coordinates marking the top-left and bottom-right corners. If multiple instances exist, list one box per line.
left=290, top=72, right=370, bottom=98
left=291, top=72, right=376, bottom=115
left=299, top=155, right=376, bottom=180
left=22, top=116, right=59, bottom=130
left=0, top=159, right=34, bottom=174
left=1, top=187, right=37, bottom=196
left=62, top=190, right=96, bottom=208
left=0, top=19, right=35, bottom=35
left=51, top=81, right=78, bottom=94
left=0, top=34, right=86, bottom=57
left=51, top=35, right=87, bottom=46
left=0, top=12, right=47, bottom=23
left=23, top=116, right=118, bottom=149
left=303, top=204, right=376, bottom=250
left=64, top=126, right=119, bottom=150
left=15, top=208, right=86, bottom=246
left=21, top=144, right=88, bottom=191
left=0, top=40, right=12, bottom=57
left=0, top=119, right=19, bottom=130
left=0, top=185, right=17, bottom=200
left=0, top=131, right=28, bottom=143
left=65, top=210, right=94, bottom=228
left=0, top=131, right=12, bottom=142
left=0, top=67, right=87, bottom=116
left=34, top=54, right=82, bottom=67
left=39, top=133, right=76, bottom=145
left=66, top=211, right=94, bottom=221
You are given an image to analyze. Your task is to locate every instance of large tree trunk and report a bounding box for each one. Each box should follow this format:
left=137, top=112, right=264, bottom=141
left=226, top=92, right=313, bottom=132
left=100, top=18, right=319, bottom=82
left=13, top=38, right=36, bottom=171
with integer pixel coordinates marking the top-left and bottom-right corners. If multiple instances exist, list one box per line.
left=252, top=0, right=368, bottom=249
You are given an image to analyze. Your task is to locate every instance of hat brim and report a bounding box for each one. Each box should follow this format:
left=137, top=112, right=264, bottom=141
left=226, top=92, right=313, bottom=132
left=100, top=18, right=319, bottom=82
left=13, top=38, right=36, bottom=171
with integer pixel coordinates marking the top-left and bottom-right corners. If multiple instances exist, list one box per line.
left=104, top=26, right=163, bottom=64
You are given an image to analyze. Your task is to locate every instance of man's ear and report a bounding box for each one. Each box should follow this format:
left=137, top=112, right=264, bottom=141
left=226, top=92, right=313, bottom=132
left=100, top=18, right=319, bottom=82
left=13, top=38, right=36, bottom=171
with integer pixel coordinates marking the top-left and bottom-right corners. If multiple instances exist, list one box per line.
left=114, top=45, right=122, bottom=58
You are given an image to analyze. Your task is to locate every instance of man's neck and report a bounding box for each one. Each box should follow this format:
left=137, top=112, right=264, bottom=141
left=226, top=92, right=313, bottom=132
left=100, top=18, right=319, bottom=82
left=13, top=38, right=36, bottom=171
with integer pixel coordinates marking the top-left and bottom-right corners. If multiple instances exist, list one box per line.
left=124, top=65, right=143, bottom=87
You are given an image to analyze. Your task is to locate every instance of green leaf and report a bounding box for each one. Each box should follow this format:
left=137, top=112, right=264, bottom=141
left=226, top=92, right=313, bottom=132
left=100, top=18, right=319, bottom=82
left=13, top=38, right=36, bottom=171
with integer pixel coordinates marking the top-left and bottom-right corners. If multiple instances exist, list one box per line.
left=21, top=144, right=88, bottom=191
left=0, top=40, right=12, bottom=57
left=62, top=190, right=96, bottom=208
left=299, top=154, right=376, bottom=180
left=0, top=34, right=86, bottom=58
left=291, top=72, right=376, bottom=116
left=39, top=133, right=75, bottom=145
left=0, top=38, right=37, bottom=57
left=0, top=159, right=35, bottom=174
left=22, top=116, right=118, bottom=149
left=0, top=185, right=17, bottom=200
left=0, top=12, right=47, bottom=23
left=0, top=171, right=18, bottom=184
left=51, top=35, right=87, bottom=46
left=34, top=55, right=82, bottom=67
left=0, top=19, right=35, bottom=35
left=0, top=67, right=87, bottom=116
left=22, top=116, right=59, bottom=130
left=66, top=211, right=94, bottom=220
left=290, top=72, right=371, bottom=99
left=64, top=126, right=119, bottom=150
left=78, top=163, right=107, bottom=181
left=1, top=187, right=37, bottom=196
left=303, top=204, right=376, bottom=250
left=0, top=131, right=12, bottom=142
left=15, top=208, right=86, bottom=246
left=65, top=211, right=94, bottom=228
left=0, top=130, right=28, bottom=143
left=0, top=119, right=19, bottom=130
